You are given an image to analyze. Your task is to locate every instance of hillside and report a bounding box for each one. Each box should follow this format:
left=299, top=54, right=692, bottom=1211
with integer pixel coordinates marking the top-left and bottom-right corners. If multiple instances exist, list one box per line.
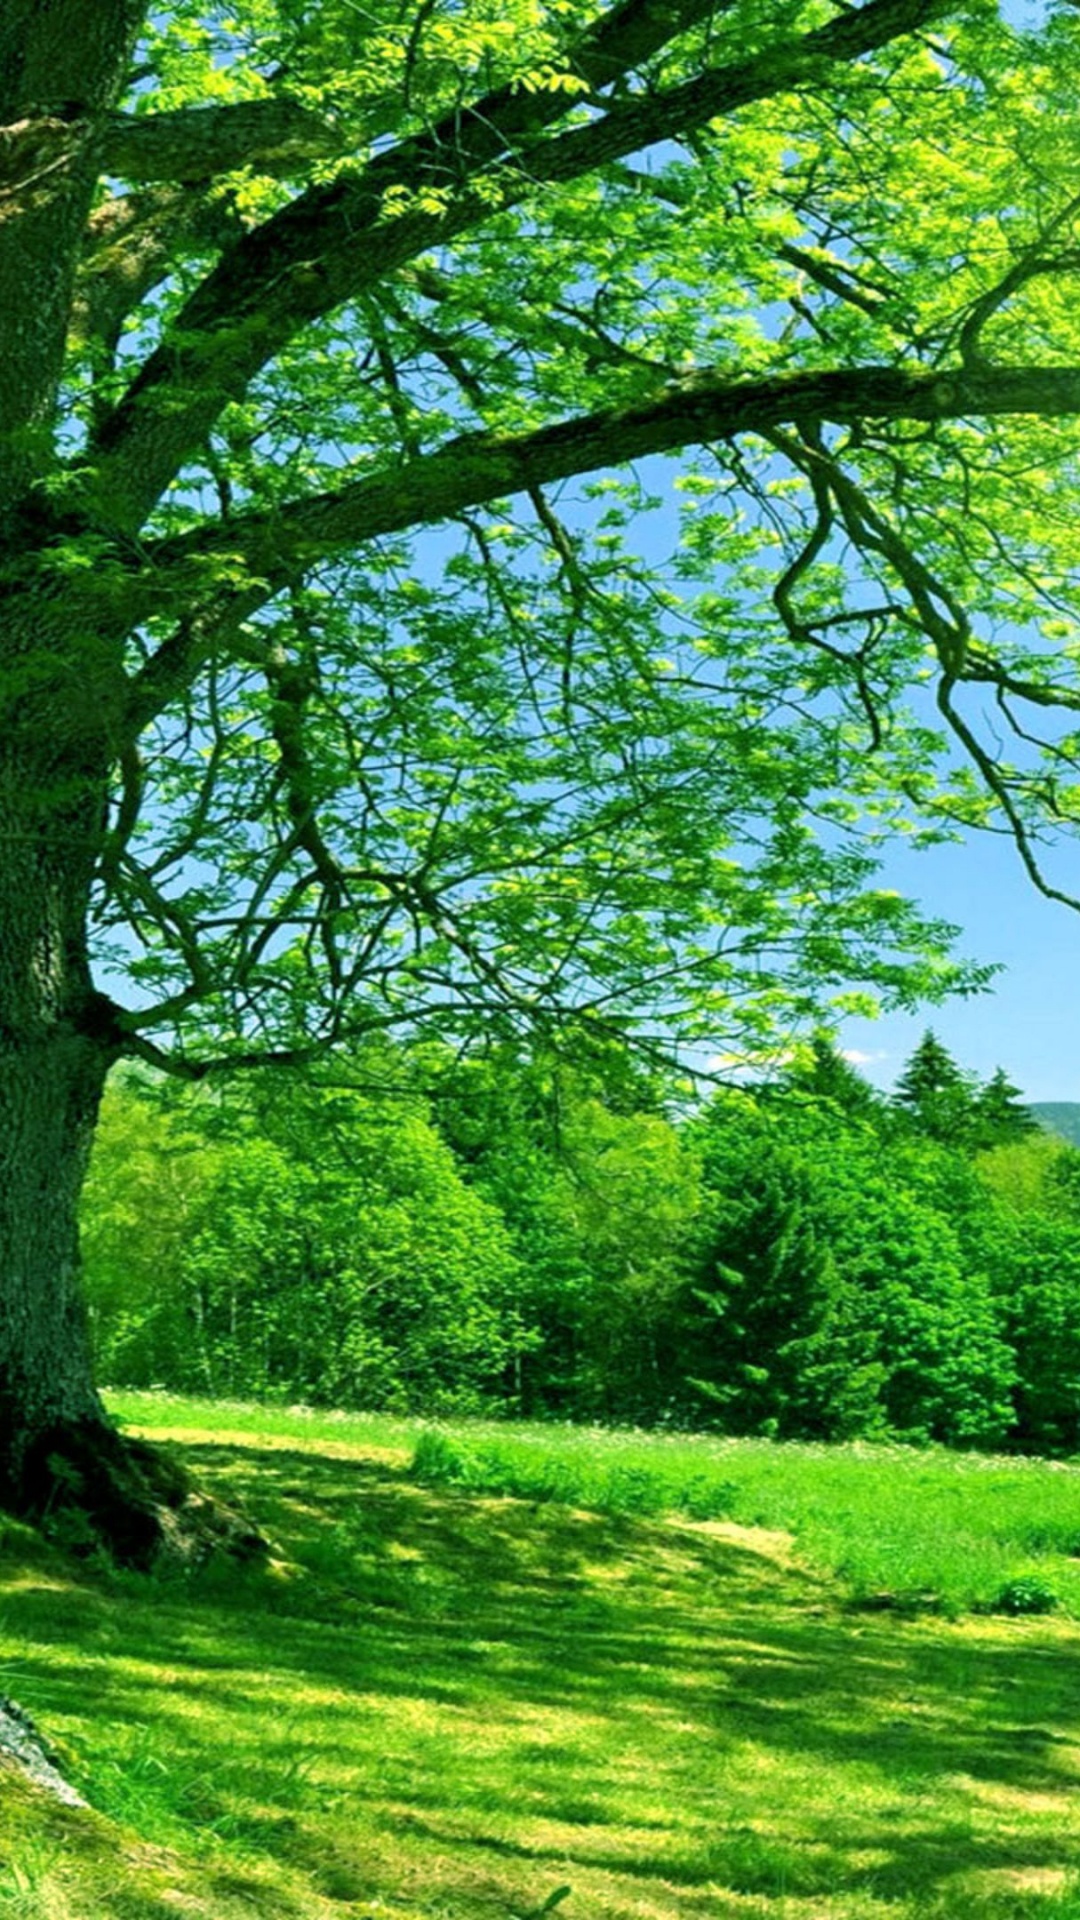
left=1032, top=1102, right=1080, bottom=1146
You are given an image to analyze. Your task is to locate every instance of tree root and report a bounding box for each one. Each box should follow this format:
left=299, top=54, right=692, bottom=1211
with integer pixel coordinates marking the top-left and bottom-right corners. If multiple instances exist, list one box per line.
left=9, top=1418, right=266, bottom=1569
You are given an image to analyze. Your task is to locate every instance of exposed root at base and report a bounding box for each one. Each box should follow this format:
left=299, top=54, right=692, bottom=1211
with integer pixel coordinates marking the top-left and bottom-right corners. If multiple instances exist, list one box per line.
left=5, top=1419, right=267, bottom=1569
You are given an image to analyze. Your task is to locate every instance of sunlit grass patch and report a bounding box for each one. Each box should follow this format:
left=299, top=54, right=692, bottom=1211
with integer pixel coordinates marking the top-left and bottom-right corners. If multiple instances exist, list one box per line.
left=403, top=1418, right=1080, bottom=1619
left=0, top=1391, right=1070, bottom=1917
left=105, top=1386, right=423, bottom=1455
left=106, top=1389, right=1080, bottom=1618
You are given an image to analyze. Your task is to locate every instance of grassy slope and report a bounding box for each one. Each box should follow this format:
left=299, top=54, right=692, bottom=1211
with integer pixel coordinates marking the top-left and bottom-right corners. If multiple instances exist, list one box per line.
left=405, top=1420, right=1080, bottom=1618
left=1, top=1396, right=1080, bottom=1919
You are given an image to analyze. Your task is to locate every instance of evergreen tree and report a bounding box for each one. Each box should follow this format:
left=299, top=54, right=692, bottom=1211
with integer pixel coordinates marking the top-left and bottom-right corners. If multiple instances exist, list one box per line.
left=682, top=1148, right=857, bottom=1440
left=690, top=1088, right=1016, bottom=1447
left=971, top=1068, right=1037, bottom=1149
left=781, top=1036, right=882, bottom=1120
left=892, top=1032, right=976, bottom=1142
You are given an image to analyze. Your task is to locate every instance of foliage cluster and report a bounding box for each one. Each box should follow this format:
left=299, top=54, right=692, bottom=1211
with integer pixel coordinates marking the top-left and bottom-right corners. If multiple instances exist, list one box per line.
left=82, top=1064, right=525, bottom=1414
left=81, top=1031, right=1080, bottom=1457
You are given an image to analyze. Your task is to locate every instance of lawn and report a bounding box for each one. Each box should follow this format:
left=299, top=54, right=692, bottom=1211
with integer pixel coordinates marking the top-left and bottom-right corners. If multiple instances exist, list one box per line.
left=0, top=1393, right=1079, bottom=1918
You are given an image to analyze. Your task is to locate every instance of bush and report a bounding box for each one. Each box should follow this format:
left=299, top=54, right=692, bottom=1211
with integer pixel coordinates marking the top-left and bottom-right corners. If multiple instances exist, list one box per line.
left=988, top=1574, right=1060, bottom=1616
left=82, top=1072, right=529, bottom=1413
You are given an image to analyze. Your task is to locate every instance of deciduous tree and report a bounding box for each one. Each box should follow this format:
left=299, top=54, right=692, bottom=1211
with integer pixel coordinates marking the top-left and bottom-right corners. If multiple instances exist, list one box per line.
left=81, top=1067, right=525, bottom=1410
left=5, top=0, right=1080, bottom=1554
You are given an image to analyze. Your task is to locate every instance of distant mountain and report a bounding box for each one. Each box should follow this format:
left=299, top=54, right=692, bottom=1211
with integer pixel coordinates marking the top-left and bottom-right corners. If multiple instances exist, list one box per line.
left=1032, top=1103, right=1080, bottom=1147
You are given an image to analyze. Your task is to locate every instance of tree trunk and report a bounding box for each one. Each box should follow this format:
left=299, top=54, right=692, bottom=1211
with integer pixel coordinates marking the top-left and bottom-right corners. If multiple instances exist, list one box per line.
left=0, top=1024, right=188, bottom=1563
left=0, top=1016, right=111, bottom=1452
left=0, top=752, right=225, bottom=1564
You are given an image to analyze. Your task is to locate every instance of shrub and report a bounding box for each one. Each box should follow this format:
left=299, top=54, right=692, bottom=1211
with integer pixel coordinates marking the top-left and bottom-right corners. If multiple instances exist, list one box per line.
left=989, top=1574, right=1060, bottom=1616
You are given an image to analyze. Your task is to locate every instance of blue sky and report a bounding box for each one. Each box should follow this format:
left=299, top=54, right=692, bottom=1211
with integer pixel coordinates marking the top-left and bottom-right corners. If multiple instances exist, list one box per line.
left=836, top=830, right=1080, bottom=1103
left=614, top=453, right=1080, bottom=1106
left=844, top=0, right=1080, bottom=1105
left=551, top=438, right=1080, bottom=1107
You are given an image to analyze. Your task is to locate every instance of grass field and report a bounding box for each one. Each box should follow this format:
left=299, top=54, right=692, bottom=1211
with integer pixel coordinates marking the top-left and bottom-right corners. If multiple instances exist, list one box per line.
left=1, top=1393, right=1080, bottom=1918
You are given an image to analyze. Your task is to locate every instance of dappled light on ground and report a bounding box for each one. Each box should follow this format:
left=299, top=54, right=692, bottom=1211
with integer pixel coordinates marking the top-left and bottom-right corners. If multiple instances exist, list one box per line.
left=2, top=1417, right=1080, bottom=1918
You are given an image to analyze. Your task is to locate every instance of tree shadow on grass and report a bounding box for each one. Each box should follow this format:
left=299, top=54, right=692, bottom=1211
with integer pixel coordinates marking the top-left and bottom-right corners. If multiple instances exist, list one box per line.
left=3, top=1435, right=1080, bottom=1918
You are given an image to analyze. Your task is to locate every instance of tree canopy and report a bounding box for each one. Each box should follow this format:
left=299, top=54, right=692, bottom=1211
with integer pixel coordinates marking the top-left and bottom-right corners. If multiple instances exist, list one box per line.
left=19, top=0, right=1080, bottom=1081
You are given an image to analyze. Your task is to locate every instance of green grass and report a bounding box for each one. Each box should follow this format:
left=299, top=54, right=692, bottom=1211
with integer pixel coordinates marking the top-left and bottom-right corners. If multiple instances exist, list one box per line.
left=1, top=1391, right=1080, bottom=1918
left=109, top=1391, right=1080, bottom=1619
left=105, top=1388, right=423, bottom=1454
left=403, top=1417, right=1080, bottom=1619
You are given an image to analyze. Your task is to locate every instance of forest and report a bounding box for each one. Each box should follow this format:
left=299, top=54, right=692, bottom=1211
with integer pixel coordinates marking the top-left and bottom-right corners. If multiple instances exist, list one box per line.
left=81, top=1031, right=1080, bottom=1457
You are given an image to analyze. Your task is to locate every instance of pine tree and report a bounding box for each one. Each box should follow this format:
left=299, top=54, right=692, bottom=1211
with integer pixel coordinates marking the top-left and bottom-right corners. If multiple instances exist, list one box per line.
left=971, top=1068, right=1037, bottom=1148
left=682, top=1161, right=847, bottom=1439
left=892, top=1032, right=975, bottom=1141
left=782, top=1036, right=881, bottom=1119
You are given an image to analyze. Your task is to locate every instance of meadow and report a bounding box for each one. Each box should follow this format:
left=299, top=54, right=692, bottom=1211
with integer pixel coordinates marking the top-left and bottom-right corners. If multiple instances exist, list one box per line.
left=2, top=1392, right=1080, bottom=1918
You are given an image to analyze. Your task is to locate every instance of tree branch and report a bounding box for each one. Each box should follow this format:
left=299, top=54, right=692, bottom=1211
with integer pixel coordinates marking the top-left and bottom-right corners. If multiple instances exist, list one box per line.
left=99, top=98, right=345, bottom=183
left=954, top=189, right=1080, bottom=368
left=87, top=0, right=945, bottom=536
left=0, top=2, right=140, bottom=507
left=134, top=361, right=1080, bottom=631
left=935, top=674, right=1080, bottom=913
left=75, top=185, right=242, bottom=360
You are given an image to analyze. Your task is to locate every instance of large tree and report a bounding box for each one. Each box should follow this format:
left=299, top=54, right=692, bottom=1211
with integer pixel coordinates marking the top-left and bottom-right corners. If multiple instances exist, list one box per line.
left=4, top=0, right=1080, bottom=1556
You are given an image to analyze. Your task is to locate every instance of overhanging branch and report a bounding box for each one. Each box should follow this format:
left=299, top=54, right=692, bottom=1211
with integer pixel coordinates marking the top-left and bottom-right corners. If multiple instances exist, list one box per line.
left=99, top=98, right=344, bottom=183
left=88, top=0, right=948, bottom=536
left=138, top=361, right=1080, bottom=610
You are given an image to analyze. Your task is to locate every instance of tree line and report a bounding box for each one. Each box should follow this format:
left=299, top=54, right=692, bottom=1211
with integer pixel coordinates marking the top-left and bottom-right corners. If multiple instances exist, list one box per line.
left=82, top=1033, right=1080, bottom=1457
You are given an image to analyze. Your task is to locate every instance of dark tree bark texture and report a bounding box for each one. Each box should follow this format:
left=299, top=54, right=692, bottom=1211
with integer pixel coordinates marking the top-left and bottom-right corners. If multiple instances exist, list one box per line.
left=0, top=736, right=199, bottom=1561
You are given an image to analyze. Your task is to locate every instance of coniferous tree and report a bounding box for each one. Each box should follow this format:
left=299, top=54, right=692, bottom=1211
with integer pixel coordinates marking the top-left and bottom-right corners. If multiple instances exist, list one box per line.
left=971, top=1068, right=1037, bottom=1149
left=893, top=1032, right=976, bottom=1142
left=781, top=1036, right=882, bottom=1120
left=682, top=1157, right=850, bottom=1440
